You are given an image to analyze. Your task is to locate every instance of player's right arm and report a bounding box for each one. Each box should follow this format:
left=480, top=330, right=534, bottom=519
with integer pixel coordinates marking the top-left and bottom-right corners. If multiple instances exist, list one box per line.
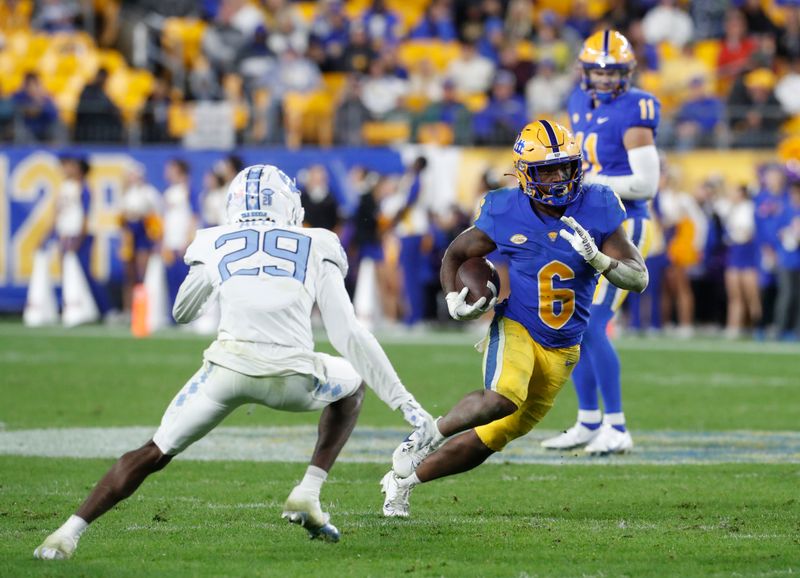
left=440, top=226, right=498, bottom=320
left=440, top=226, right=497, bottom=293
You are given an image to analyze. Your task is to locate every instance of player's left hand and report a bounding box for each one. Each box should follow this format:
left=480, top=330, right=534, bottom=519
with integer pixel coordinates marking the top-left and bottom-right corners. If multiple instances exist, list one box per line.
left=399, top=399, right=436, bottom=447
left=559, top=216, right=599, bottom=262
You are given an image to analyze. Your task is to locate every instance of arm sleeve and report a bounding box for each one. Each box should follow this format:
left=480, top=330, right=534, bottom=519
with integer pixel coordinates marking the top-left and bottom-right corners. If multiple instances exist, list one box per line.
left=173, top=263, right=215, bottom=323
left=585, top=145, right=660, bottom=200
left=316, top=261, right=413, bottom=410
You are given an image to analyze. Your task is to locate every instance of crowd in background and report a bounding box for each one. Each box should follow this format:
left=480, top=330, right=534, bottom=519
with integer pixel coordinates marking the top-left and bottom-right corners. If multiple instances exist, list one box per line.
left=48, top=150, right=800, bottom=340
left=2, top=0, right=800, bottom=149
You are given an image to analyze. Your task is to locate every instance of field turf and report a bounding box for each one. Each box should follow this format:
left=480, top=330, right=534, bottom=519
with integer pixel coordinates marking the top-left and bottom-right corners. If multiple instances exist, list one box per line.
left=0, top=322, right=798, bottom=577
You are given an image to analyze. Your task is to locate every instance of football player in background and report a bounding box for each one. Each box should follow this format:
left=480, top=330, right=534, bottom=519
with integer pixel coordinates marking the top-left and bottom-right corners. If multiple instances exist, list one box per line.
left=381, top=121, right=648, bottom=517
left=540, top=30, right=661, bottom=454
left=35, top=165, right=435, bottom=559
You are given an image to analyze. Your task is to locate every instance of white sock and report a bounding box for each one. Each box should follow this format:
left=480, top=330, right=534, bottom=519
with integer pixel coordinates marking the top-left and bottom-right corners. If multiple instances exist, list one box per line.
left=58, top=515, right=88, bottom=539
left=604, top=412, right=626, bottom=426
left=298, top=465, right=328, bottom=496
left=578, top=409, right=602, bottom=425
left=399, top=473, right=421, bottom=488
left=431, top=417, right=446, bottom=447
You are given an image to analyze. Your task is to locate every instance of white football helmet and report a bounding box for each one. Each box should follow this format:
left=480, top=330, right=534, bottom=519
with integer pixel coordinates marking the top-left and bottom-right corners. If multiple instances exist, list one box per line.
left=226, top=164, right=305, bottom=226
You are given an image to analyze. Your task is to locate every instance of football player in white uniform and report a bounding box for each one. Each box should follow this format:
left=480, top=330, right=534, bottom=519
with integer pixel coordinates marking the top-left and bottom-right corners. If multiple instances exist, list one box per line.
left=34, top=164, right=435, bottom=559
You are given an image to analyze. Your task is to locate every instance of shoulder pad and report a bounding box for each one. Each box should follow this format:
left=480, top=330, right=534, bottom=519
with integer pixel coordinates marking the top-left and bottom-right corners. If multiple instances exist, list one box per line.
left=310, top=228, right=349, bottom=277
left=183, top=227, right=216, bottom=265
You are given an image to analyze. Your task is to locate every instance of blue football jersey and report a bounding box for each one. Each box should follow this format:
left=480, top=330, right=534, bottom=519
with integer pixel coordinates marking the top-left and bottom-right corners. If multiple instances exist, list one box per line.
left=567, top=86, right=660, bottom=220
left=474, top=184, right=626, bottom=348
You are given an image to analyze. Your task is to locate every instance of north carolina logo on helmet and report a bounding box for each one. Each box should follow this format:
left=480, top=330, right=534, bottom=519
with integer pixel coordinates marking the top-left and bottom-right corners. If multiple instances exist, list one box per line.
left=578, top=29, right=636, bottom=103
left=226, top=164, right=305, bottom=227
left=512, top=120, right=583, bottom=207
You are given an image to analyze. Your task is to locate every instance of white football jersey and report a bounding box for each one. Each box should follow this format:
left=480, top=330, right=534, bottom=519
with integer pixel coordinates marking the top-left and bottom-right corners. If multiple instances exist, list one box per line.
left=182, top=221, right=349, bottom=379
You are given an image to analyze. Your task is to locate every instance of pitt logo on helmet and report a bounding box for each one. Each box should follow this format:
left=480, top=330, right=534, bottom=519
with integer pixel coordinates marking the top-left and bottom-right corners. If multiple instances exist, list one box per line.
left=578, top=29, right=636, bottom=103
left=512, top=120, right=583, bottom=206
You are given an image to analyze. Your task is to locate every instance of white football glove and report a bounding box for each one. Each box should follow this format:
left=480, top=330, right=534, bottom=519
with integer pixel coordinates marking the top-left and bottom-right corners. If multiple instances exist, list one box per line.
left=559, top=215, right=611, bottom=272
left=445, top=286, right=496, bottom=321
left=399, top=399, right=436, bottom=447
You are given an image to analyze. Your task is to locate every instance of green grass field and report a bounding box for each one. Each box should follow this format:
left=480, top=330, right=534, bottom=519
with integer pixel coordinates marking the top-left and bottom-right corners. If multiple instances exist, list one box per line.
left=1, top=322, right=798, bottom=577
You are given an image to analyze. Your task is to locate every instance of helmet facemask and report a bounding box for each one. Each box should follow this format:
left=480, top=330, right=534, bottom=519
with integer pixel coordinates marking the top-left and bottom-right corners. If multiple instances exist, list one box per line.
left=517, top=156, right=583, bottom=206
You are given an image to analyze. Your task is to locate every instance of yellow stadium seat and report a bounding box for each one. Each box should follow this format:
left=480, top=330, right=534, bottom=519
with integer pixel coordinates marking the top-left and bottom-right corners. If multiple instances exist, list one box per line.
left=462, top=92, right=488, bottom=113
left=284, top=90, right=336, bottom=147
left=322, top=72, right=348, bottom=99
left=403, top=93, right=429, bottom=112
left=98, top=49, right=126, bottom=73
left=294, top=2, right=317, bottom=24
left=398, top=41, right=460, bottom=73
left=658, top=42, right=680, bottom=62
left=168, top=102, right=194, bottom=138
left=362, top=120, right=410, bottom=145
left=162, top=18, right=207, bottom=67
left=694, top=40, right=721, bottom=74
left=517, top=41, right=536, bottom=61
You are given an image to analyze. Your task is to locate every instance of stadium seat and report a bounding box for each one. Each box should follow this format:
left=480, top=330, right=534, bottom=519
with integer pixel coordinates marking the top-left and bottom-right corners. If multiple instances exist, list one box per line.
left=168, top=102, right=194, bottom=138
left=283, top=90, right=335, bottom=148
left=362, top=120, right=410, bottom=145
left=162, top=18, right=207, bottom=68
left=294, top=2, right=317, bottom=24
left=398, top=41, right=460, bottom=73
left=462, top=92, right=488, bottom=113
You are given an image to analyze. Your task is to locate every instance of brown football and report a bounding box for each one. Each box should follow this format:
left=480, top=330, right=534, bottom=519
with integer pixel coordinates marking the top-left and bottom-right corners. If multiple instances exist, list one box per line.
left=455, top=257, right=500, bottom=305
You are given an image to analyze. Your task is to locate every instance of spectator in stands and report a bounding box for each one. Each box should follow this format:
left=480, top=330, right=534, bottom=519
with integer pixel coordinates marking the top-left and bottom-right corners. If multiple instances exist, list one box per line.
left=776, top=8, right=800, bottom=66
left=55, top=155, right=110, bottom=317
left=625, top=19, right=659, bottom=72
left=525, top=57, right=573, bottom=118
left=119, top=164, right=162, bottom=316
left=563, top=0, right=594, bottom=41
left=690, top=1, right=726, bottom=40
left=341, top=21, right=376, bottom=75
left=740, top=0, right=777, bottom=37
left=309, top=0, right=350, bottom=71
left=361, top=0, right=401, bottom=49
left=754, top=165, right=787, bottom=335
left=407, top=59, right=445, bottom=103
left=226, top=0, right=266, bottom=41
left=716, top=184, right=761, bottom=338
left=141, top=77, right=173, bottom=143
left=236, top=24, right=275, bottom=88
left=476, top=0, right=505, bottom=64
left=497, top=43, right=535, bottom=97
left=299, top=165, right=342, bottom=232
left=361, top=57, right=408, bottom=120
left=188, top=56, right=223, bottom=101
left=201, top=2, right=249, bottom=75
left=533, top=11, right=573, bottom=73
left=32, top=0, right=81, bottom=33
left=412, top=78, right=472, bottom=145
left=267, top=3, right=309, bottom=56
left=409, top=0, right=456, bottom=41
left=456, top=0, right=485, bottom=44
left=74, top=68, right=123, bottom=143
left=773, top=180, right=800, bottom=339
left=642, top=0, right=694, bottom=49
left=446, top=40, right=495, bottom=96
left=11, top=72, right=60, bottom=144
left=472, top=70, right=527, bottom=146
left=717, top=9, right=757, bottom=89
left=673, top=76, right=725, bottom=150
left=262, top=46, right=321, bottom=143
left=333, top=74, right=370, bottom=146
left=775, top=57, right=800, bottom=116
left=728, top=67, right=785, bottom=148
left=160, top=158, right=196, bottom=315
left=693, top=177, right=729, bottom=328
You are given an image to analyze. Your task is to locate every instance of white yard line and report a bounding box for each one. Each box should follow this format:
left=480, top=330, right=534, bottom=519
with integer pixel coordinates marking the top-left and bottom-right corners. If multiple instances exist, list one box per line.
left=1, top=426, right=798, bottom=465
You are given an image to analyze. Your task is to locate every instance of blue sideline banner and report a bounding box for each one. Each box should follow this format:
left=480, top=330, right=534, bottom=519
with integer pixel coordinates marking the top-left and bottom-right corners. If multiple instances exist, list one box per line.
left=0, top=146, right=410, bottom=312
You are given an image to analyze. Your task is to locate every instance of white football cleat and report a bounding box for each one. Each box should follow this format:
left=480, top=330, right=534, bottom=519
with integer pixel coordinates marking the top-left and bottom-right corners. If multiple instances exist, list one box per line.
left=33, top=532, right=78, bottom=560
left=584, top=424, right=634, bottom=455
left=540, top=422, right=601, bottom=450
left=380, top=471, right=412, bottom=518
left=392, top=425, right=444, bottom=479
left=282, top=487, right=340, bottom=542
